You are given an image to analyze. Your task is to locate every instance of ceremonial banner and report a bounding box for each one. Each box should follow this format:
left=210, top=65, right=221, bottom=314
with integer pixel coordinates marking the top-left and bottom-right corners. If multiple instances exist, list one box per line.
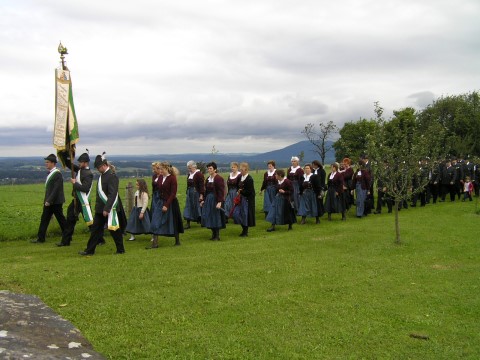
left=54, top=69, right=79, bottom=165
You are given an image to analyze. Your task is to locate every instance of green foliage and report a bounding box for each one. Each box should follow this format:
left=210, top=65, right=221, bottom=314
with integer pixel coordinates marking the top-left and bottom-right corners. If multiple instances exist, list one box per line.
left=367, top=103, right=445, bottom=244
left=333, top=118, right=378, bottom=161
left=416, top=91, right=480, bottom=157
left=1, top=177, right=480, bottom=359
left=336, top=91, right=480, bottom=161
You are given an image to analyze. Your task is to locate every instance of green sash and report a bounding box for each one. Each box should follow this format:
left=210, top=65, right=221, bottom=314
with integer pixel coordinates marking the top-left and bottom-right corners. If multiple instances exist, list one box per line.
left=98, top=174, right=119, bottom=231
left=76, top=169, right=93, bottom=226
left=45, top=168, right=60, bottom=187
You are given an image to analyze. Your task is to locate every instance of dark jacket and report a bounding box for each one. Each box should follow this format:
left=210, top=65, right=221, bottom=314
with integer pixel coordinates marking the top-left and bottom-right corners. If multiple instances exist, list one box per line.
left=205, top=174, right=225, bottom=202
left=45, top=168, right=65, bottom=205
left=238, top=174, right=256, bottom=227
left=95, top=167, right=119, bottom=214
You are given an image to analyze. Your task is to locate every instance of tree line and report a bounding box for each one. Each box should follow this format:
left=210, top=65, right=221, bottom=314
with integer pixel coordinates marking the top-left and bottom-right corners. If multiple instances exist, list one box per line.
left=302, top=91, right=479, bottom=243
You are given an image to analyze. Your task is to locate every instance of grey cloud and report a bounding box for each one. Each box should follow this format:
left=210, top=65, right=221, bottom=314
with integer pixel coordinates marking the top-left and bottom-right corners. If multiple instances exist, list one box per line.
left=407, top=91, right=436, bottom=109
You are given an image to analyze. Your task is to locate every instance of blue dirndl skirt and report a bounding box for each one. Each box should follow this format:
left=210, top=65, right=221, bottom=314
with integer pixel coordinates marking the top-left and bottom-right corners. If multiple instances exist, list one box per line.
left=298, top=189, right=318, bottom=217
left=266, top=194, right=296, bottom=225
left=151, top=198, right=184, bottom=236
left=232, top=196, right=249, bottom=226
left=125, top=207, right=151, bottom=234
left=183, top=187, right=201, bottom=221
left=224, top=187, right=237, bottom=218
left=263, top=184, right=276, bottom=213
left=201, top=193, right=226, bottom=229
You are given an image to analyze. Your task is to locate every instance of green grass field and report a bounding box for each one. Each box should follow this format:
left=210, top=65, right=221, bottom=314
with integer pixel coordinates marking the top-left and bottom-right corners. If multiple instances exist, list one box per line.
left=1, top=174, right=479, bottom=359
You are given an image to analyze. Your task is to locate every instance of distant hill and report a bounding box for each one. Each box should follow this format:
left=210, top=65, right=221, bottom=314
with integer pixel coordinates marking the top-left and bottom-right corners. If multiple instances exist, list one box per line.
left=0, top=141, right=336, bottom=183
left=108, top=140, right=335, bottom=167
left=242, top=140, right=335, bottom=165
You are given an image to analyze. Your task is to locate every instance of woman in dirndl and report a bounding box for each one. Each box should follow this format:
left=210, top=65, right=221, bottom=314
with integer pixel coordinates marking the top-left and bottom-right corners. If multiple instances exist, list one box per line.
left=224, top=162, right=241, bottom=221
left=200, top=162, right=226, bottom=241
left=298, top=164, right=320, bottom=225
left=311, top=160, right=326, bottom=219
left=340, top=157, right=354, bottom=210
left=351, top=159, right=371, bottom=218
left=147, top=162, right=184, bottom=248
left=324, top=162, right=346, bottom=221
left=149, top=162, right=162, bottom=242
left=126, top=179, right=151, bottom=241
left=232, top=162, right=256, bottom=237
left=183, top=160, right=205, bottom=229
left=287, top=156, right=304, bottom=213
left=266, top=169, right=296, bottom=232
left=260, top=160, right=277, bottom=217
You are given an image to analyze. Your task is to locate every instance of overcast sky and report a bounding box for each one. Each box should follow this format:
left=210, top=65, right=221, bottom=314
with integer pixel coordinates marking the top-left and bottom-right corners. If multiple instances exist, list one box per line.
left=1, top=0, right=479, bottom=157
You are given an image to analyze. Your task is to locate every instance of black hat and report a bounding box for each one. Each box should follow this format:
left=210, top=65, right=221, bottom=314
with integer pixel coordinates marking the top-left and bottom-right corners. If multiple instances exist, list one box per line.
left=94, top=152, right=107, bottom=168
left=77, top=153, right=90, bottom=162
left=44, top=154, right=57, bottom=163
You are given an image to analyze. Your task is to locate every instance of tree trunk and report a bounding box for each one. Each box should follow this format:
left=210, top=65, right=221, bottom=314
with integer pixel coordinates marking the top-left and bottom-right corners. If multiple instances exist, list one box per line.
left=394, top=199, right=401, bottom=244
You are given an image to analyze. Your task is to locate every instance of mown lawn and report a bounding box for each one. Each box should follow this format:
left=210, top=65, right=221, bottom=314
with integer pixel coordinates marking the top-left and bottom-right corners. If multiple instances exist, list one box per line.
left=1, top=176, right=479, bottom=359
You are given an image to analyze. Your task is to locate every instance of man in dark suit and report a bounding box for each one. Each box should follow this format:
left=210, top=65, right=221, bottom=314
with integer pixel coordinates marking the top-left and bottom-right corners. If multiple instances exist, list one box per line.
left=56, top=152, right=94, bottom=247
left=79, top=153, right=125, bottom=255
left=440, top=159, right=456, bottom=202
left=362, top=154, right=374, bottom=215
left=32, top=154, right=67, bottom=243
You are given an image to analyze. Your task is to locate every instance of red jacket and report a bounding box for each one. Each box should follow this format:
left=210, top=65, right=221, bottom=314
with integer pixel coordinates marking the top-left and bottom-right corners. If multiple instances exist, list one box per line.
left=157, top=174, right=177, bottom=208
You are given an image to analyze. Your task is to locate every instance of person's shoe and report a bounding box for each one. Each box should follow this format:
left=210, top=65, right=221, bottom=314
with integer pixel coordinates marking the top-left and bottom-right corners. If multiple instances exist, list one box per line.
left=315, top=218, right=320, bottom=224
left=78, top=251, right=93, bottom=256
left=266, top=227, right=275, bottom=232
left=114, top=251, right=125, bottom=255
left=145, top=245, right=158, bottom=249
left=56, top=242, right=70, bottom=247
left=239, top=232, right=248, bottom=237
left=288, top=224, right=292, bottom=230
left=128, top=236, right=135, bottom=241
left=31, top=239, right=44, bottom=243
left=300, top=219, right=306, bottom=225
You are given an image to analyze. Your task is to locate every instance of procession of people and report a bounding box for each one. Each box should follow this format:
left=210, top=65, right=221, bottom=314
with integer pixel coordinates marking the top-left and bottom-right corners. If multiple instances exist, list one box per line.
left=32, top=151, right=479, bottom=255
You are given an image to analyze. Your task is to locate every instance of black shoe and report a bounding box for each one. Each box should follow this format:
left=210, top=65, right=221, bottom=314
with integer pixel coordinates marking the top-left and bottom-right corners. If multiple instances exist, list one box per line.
left=31, top=239, right=45, bottom=243
left=114, top=251, right=125, bottom=255
left=239, top=233, right=248, bottom=237
left=288, top=224, right=292, bottom=230
left=78, top=251, right=93, bottom=256
left=266, top=227, right=275, bottom=232
left=56, top=242, right=70, bottom=247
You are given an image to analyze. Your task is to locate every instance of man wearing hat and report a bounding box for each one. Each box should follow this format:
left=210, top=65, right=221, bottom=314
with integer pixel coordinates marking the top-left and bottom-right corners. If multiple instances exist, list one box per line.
left=79, top=153, right=126, bottom=255
left=32, top=154, right=67, bottom=243
left=56, top=152, right=94, bottom=247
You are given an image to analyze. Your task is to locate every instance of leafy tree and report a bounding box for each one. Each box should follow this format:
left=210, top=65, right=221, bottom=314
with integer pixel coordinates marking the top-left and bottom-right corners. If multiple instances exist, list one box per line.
left=301, top=120, right=338, bottom=164
left=333, top=118, right=378, bottom=161
left=367, top=103, right=445, bottom=244
left=417, top=91, right=480, bottom=157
